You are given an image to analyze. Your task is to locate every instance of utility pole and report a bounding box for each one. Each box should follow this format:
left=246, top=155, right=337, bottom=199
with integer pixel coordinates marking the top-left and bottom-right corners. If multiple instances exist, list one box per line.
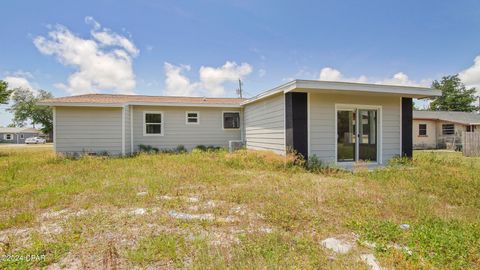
left=236, top=79, right=243, bottom=99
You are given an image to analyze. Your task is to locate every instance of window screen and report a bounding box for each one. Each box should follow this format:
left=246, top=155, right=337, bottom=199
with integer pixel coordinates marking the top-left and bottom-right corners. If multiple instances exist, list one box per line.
left=223, top=112, right=240, bottom=129
left=419, top=124, right=427, bottom=136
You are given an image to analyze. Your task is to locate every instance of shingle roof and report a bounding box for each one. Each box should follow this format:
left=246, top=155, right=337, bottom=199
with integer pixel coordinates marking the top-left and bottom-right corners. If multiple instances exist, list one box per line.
left=39, top=94, right=246, bottom=106
left=0, top=127, right=42, bottom=133
left=413, top=111, right=480, bottom=125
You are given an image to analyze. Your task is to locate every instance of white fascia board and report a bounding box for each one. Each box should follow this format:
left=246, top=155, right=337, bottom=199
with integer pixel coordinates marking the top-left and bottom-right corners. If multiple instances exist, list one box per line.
left=127, top=102, right=241, bottom=108
left=292, top=80, right=442, bottom=98
left=39, top=102, right=241, bottom=108
left=38, top=102, right=125, bottom=107
left=241, top=81, right=296, bottom=105
left=242, top=80, right=441, bottom=106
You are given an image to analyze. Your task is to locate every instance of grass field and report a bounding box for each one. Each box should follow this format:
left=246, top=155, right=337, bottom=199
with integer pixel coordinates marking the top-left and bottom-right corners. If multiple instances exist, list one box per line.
left=0, top=146, right=479, bottom=269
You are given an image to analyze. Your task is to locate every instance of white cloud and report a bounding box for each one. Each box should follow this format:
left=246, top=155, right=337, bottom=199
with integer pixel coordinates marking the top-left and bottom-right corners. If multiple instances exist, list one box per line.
left=318, top=67, right=428, bottom=87
left=164, top=62, right=199, bottom=96
left=34, top=17, right=138, bottom=95
left=164, top=61, right=253, bottom=97
left=3, top=75, right=35, bottom=91
left=459, top=55, right=480, bottom=90
left=319, top=67, right=368, bottom=83
left=199, top=61, right=252, bottom=97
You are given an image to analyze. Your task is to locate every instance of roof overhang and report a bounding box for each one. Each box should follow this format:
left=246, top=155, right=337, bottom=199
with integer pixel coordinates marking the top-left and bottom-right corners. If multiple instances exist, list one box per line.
left=39, top=102, right=242, bottom=108
left=413, top=117, right=480, bottom=126
left=242, top=80, right=441, bottom=105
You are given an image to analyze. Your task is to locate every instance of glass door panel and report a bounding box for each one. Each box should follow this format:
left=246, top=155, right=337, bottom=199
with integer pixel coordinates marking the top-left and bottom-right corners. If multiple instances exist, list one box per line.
left=337, top=110, right=356, bottom=162
left=358, top=109, right=377, bottom=162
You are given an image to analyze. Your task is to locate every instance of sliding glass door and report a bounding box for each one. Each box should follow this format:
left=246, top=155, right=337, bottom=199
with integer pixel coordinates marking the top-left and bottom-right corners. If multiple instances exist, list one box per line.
left=337, top=107, right=378, bottom=163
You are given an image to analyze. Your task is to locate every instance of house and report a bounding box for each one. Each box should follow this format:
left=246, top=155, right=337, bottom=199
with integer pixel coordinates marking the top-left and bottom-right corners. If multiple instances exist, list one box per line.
left=413, top=110, right=480, bottom=150
left=39, top=80, right=440, bottom=166
left=0, top=127, right=44, bottom=144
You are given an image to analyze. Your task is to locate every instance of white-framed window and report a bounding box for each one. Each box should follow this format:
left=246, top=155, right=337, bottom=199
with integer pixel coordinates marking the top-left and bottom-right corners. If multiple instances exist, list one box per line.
left=143, top=111, right=163, bottom=136
left=223, top=111, right=240, bottom=129
left=186, top=111, right=199, bottom=124
left=418, top=124, right=427, bottom=136
left=4, top=134, right=13, bottom=140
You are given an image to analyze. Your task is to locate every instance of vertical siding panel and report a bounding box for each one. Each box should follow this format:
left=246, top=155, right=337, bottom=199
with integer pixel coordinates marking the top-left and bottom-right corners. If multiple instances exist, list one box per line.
left=244, top=94, right=286, bottom=155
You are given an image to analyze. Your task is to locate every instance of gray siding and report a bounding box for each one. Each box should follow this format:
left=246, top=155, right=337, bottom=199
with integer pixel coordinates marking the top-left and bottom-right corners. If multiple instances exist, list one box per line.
left=244, top=93, right=285, bottom=155
left=0, top=132, right=41, bottom=144
left=131, top=106, right=241, bottom=151
left=55, top=107, right=123, bottom=155
left=309, top=93, right=401, bottom=164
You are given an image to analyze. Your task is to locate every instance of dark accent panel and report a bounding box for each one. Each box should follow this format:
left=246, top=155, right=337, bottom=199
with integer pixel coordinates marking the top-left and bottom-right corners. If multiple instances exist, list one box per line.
left=401, top=97, right=413, bottom=158
left=285, top=92, right=308, bottom=159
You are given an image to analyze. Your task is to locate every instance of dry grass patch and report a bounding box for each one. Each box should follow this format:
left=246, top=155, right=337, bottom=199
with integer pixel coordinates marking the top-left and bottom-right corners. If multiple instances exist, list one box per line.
left=0, top=147, right=479, bottom=269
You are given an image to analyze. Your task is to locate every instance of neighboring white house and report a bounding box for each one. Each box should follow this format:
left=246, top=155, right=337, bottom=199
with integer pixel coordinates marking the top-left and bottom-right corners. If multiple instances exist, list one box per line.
left=413, top=110, right=480, bottom=150
left=39, top=80, right=440, bottom=166
left=0, top=127, right=43, bottom=144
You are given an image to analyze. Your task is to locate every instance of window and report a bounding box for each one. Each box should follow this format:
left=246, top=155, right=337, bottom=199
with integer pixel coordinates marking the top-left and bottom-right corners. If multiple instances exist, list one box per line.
left=467, top=125, right=476, bottom=132
left=186, top=112, right=199, bottom=124
left=20, top=134, right=24, bottom=139
left=418, top=124, right=427, bottom=136
left=144, top=112, right=163, bottom=136
left=223, top=112, right=240, bottom=129
left=4, top=134, right=13, bottom=140
left=442, top=124, right=455, bottom=135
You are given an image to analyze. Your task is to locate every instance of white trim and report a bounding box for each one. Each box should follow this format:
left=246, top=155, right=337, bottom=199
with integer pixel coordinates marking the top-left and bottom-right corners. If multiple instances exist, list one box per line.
left=283, top=94, right=287, bottom=155
left=242, top=80, right=440, bottom=105
left=4, top=134, right=13, bottom=140
left=143, top=111, right=164, bottom=136
left=222, top=111, right=241, bottom=130
left=130, top=106, right=133, bottom=153
left=121, top=106, right=126, bottom=156
left=307, top=92, right=311, bottom=157
left=185, top=111, right=200, bottom=125
left=334, top=103, right=383, bottom=165
left=53, top=107, right=56, bottom=152
left=39, top=102, right=125, bottom=107
left=399, top=97, right=402, bottom=156
left=128, top=102, right=241, bottom=108
left=39, top=101, right=242, bottom=108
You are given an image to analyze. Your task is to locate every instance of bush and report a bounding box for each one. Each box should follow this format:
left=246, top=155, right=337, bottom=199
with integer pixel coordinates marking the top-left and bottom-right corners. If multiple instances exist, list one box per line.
left=174, top=145, right=187, bottom=153
left=194, top=145, right=223, bottom=152
left=305, top=155, right=342, bottom=174
left=138, top=144, right=159, bottom=154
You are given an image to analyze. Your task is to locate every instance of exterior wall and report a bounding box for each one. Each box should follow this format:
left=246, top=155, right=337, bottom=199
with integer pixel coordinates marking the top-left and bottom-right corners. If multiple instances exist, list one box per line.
left=124, top=105, right=131, bottom=154
left=244, top=93, right=286, bottom=155
left=131, top=105, right=242, bottom=151
left=413, top=120, right=437, bottom=149
left=0, top=132, right=41, bottom=144
left=55, top=107, right=123, bottom=155
left=309, top=93, right=401, bottom=164
left=435, top=121, right=465, bottom=149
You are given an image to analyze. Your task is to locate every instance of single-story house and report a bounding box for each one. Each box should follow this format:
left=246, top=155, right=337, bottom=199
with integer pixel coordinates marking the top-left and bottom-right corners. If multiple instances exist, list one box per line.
left=39, top=80, right=440, bottom=166
left=413, top=110, right=480, bottom=150
left=0, top=127, right=43, bottom=144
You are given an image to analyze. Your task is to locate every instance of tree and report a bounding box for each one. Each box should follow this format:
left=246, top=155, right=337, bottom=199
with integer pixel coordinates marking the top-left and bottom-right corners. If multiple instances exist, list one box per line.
left=7, top=88, right=54, bottom=134
left=429, top=74, right=478, bottom=112
left=0, top=80, right=13, bottom=104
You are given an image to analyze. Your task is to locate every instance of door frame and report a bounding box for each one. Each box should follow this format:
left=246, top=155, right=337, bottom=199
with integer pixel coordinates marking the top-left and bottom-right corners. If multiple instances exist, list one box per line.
left=334, top=103, right=383, bottom=165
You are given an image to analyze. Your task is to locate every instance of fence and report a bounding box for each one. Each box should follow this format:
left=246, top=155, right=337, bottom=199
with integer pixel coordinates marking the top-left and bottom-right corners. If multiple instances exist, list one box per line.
left=463, top=131, right=480, bottom=157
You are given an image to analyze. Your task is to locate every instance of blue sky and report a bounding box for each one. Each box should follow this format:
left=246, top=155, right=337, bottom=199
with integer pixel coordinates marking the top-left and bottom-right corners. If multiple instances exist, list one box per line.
left=2, top=0, right=480, bottom=126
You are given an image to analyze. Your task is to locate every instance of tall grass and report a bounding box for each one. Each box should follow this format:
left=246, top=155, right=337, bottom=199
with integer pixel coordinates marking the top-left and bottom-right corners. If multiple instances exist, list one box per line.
left=0, top=147, right=479, bottom=269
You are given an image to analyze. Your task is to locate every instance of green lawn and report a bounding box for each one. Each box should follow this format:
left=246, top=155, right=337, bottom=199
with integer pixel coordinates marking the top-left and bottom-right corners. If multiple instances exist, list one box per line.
left=0, top=147, right=479, bottom=269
